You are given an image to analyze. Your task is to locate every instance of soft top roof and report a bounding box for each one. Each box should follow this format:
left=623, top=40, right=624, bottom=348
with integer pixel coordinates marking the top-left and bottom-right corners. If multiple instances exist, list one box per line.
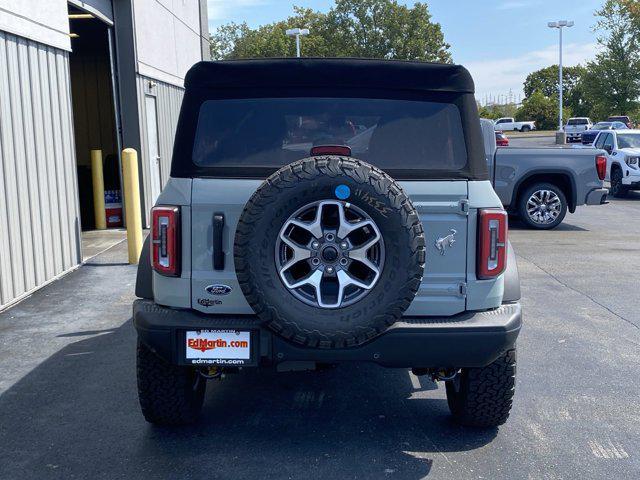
left=184, top=58, right=475, bottom=94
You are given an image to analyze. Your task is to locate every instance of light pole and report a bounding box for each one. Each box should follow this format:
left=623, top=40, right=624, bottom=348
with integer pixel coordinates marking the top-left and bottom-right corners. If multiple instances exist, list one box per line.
left=286, top=28, right=310, bottom=58
left=548, top=20, right=574, bottom=137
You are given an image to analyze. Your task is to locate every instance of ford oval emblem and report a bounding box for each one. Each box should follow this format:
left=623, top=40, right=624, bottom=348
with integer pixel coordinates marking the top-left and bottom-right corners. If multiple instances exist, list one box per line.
left=205, top=284, right=232, bottom=296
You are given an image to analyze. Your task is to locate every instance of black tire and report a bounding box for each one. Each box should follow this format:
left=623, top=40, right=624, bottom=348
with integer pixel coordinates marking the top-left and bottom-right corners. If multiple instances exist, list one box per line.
left=445, top=349, right=516, bottom=428
left=234, top=156, right=426, bottom=349
left=610, top=167, right=629, bottom=198
left=517, top=182, right=567, bottom=230
left=521, top=125, right=531, bottom=132
left=136, top=340, right=206, bottom=425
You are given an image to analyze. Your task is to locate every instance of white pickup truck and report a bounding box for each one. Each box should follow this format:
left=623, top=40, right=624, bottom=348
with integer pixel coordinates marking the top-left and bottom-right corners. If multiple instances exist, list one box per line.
left=494, top=117, right=536, bottom=132
left=564, top=117, right=593, bottom=143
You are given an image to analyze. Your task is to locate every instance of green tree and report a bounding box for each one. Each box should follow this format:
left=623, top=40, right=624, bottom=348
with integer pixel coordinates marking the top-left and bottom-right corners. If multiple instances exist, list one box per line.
left=579, top=0, right=640, bottom=120
left=523, top=65, right=585, bottom=99
left=328, top=0, right=450, bottom=62
left=210, top=8, right=336, bottom=59
left=210, top=0, right=451, bottom=62
left=478, top=103, right=519, bottom=120
left=620, top=0, right=640, bottom=36
left=516, top=91, right=567, bottom=130
left=523, top=65, right=588, bottom=115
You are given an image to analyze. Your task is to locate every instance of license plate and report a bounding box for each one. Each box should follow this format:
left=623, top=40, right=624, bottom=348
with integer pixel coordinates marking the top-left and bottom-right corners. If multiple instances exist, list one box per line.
left=185, top=330, right=252, bottom=366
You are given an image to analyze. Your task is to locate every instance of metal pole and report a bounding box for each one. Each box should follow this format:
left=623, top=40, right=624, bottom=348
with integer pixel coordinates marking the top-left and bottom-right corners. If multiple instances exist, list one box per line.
left=558, top=26, right=563, bottom=131
left=91, top=149, right=106, bottom=230
left=121, top=148, right=143, bottom=264
left=295, top=35, right=301, bottom=57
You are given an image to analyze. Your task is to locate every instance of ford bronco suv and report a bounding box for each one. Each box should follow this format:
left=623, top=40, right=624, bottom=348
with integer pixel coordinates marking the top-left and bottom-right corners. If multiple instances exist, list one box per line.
left=134, top=59, right=522, bottom=428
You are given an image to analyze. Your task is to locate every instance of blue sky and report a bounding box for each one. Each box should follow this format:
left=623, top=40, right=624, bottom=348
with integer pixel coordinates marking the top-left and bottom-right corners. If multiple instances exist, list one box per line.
left=207, top=0, right=605, bottom=101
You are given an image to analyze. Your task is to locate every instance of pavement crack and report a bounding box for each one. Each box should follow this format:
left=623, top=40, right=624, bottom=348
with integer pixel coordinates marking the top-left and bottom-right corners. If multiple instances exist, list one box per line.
left=516, top=252, right=639, bottom=331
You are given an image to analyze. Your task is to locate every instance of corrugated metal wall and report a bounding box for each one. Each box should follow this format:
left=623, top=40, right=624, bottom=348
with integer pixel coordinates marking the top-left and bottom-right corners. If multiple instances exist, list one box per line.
left=0, top=32, right=82, bottom=310
left=136, top=74, right=184, bottom=224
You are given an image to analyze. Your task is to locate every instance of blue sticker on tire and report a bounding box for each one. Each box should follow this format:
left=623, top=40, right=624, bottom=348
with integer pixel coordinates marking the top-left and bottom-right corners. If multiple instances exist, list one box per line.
left=335, top=184, right=351, bottom=200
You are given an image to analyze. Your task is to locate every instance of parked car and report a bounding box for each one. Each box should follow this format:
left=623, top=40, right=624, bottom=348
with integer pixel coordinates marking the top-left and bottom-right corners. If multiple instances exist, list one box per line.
left=607, top=116, right=633, bottom=128
left=481, top=119, right=608, bottom=229
left=495, top=130, right=509, bottom=146
left=134, top=59, right=522, bottom=428
left=494, top=117, right=536, bottom=132
left=581, top=121, right=628, bottom=145
left=593, top=129, right=640, bottom=197
left=564, top=117, right=593, bottom=143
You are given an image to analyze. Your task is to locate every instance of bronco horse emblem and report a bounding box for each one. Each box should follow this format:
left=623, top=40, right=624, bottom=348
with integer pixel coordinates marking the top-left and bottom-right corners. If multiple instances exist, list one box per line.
left=435, top=229, right=457, bottom=255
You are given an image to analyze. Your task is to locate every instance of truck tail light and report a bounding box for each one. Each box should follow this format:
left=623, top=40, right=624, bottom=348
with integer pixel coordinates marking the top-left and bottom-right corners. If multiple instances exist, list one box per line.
left=477, top=209, right=507, bottom=279
left=151, top=206, right=181, bottom=276
left=596, top=155, right=607, bottom=180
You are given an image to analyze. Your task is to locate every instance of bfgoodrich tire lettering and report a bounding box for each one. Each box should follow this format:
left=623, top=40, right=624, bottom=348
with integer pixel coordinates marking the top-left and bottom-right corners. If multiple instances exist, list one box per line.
left=234, top=156, right=426, bottom=348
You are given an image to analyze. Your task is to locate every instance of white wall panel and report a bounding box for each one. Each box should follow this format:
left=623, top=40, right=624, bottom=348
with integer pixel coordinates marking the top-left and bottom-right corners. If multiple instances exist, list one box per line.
left=132, top=0, right=204, bottom=86
left=136, top=74, right=184, bottom=225
left=0, top=32, right=81, bottom=310
left=0, top=0, right=70, bottom=51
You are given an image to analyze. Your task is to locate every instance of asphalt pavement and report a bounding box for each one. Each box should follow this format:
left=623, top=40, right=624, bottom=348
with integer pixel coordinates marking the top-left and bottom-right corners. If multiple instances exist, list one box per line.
left=1, top=193, right=639, bottom=480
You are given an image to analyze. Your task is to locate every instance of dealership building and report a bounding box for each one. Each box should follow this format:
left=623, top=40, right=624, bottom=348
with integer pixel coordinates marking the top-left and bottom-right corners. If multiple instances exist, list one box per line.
left=0, top=0, right=210, bottom=309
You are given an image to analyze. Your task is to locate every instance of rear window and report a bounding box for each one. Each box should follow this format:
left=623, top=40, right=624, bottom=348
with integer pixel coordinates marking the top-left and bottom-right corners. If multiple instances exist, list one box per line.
left=568, top=118, right=588, bottom=125
left=609, top=116, right=629, bottom=122
left=192, top=97, right=467, bottom=174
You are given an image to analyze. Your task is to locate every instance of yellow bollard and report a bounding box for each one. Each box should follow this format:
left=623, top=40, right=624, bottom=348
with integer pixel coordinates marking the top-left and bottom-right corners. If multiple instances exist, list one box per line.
left=90, top=149, right=106, bottom=230
left=121, top=148, right=143, bottom=264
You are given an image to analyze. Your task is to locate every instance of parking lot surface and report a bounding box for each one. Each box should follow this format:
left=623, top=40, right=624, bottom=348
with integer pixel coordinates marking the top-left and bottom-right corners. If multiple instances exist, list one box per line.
left=1, top=193, right=639, bottom=480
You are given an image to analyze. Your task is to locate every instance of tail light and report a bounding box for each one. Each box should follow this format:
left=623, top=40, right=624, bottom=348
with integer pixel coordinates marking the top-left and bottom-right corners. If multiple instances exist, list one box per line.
left=477, top=209, right=508, bottom=279
left=596, top=155, right=607, bottom=181
left=151, top=206, right=181, bottom=276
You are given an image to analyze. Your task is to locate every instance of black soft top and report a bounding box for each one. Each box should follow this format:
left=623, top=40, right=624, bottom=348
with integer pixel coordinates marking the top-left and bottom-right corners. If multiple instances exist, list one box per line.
left=172, top=58, right=487, bottom=181
left=185, top=58, right=475, bottom=94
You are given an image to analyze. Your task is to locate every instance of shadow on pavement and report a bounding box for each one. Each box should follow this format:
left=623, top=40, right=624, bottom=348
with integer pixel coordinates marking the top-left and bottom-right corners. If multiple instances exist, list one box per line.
left=509, top=218, right=588, bottom=232
left=0, top=320, right=497, bottom=479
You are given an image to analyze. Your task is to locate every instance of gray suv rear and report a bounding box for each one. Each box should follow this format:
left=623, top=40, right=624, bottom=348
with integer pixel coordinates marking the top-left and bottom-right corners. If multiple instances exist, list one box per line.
left=134, top=59, right=521, bottom=428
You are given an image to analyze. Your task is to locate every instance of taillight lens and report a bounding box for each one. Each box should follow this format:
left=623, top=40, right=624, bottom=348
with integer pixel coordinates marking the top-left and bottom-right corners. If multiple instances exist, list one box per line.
left=151, top=206, right=181, bottom=276
left=477, top=209, right=508, bottom=279
left=596, top=155, right=607, bottom=180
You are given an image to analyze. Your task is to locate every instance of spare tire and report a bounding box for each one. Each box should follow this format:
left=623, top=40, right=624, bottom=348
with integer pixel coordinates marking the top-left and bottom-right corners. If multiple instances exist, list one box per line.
left=234, top=156, right=425, bottom=348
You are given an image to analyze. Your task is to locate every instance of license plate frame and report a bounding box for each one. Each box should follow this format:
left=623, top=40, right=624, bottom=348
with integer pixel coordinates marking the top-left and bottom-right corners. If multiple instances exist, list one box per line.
left=181, top=329, right=258, bottom=367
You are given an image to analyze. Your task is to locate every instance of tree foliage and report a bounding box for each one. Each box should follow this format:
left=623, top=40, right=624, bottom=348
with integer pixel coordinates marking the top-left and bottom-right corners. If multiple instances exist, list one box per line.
left=478, top=103, right=519, bottom=121
left=210, top=0, right=451, bottom=62
left=523, top=65, right=585, bottom=99
left=516, top=91, right=565, bottom=130
left=579, top=0, right=640, bottom=120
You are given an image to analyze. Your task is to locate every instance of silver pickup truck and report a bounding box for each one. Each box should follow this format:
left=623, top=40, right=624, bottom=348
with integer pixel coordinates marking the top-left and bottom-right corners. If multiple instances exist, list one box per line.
left=481, top=119, right=609, bottom=229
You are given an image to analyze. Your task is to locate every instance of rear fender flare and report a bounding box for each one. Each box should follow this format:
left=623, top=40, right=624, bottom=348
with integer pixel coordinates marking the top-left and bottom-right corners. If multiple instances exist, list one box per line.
left=135, top=236, right=153, bottom=299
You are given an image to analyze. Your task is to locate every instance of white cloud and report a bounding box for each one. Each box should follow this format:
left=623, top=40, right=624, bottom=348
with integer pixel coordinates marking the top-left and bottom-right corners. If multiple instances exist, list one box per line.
left=466, top=42, right=600, bottom=102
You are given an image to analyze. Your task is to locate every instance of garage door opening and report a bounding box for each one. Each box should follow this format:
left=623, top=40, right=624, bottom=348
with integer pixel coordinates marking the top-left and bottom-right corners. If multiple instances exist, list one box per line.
left=68, top=5, right=126, bottom=258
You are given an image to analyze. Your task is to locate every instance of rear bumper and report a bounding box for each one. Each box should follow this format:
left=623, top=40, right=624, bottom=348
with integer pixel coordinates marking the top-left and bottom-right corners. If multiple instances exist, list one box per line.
left=585, top=187, right=609, bottom=205
left=133, top=299, right=522, bottom=369
left=567, top=133, right=583, bottom=141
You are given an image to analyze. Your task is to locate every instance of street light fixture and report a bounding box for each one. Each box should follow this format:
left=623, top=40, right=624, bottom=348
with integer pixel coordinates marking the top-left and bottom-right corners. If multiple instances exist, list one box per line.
left=286, top=28, right=310, bottom=58
left=548, top=20, right=574, bottom=136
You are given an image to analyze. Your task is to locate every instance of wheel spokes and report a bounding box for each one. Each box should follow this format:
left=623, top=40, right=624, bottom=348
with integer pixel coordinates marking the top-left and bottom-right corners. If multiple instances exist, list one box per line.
left=278, top=233, right=312, bottom=274
left=276, top=200, right=384, bottom=309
